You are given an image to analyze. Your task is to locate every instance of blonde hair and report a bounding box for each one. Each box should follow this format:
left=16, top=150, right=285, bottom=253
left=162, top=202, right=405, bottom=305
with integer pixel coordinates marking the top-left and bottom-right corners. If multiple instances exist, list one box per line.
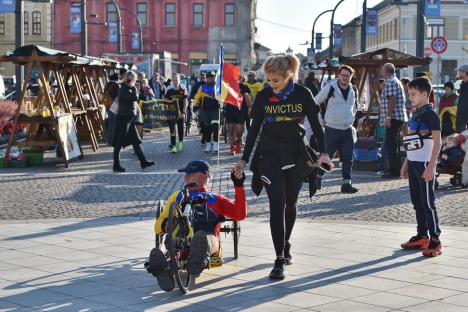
left=263, top=54, right=300, bottom=81
left=125, top=70, right=137, bottom=82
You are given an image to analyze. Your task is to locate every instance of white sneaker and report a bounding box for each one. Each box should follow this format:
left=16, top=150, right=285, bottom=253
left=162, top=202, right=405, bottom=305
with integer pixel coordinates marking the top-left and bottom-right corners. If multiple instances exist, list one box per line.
left=212, top=142, right=218, bottom=154
left=205, top=142, right=212, bottom=153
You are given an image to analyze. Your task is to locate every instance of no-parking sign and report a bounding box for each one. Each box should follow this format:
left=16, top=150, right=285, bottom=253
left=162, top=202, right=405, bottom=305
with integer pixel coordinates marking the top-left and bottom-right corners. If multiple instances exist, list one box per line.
left=431, top=36, right=448, bottom=54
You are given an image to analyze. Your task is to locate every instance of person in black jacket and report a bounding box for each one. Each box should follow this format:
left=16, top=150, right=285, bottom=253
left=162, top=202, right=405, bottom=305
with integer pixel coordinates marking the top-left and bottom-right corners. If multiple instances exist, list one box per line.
left=233, top=54, right=333, bottom=280
left=113, top=71, right=155, bottom=172
left=455, top=64, right=468, bottom=133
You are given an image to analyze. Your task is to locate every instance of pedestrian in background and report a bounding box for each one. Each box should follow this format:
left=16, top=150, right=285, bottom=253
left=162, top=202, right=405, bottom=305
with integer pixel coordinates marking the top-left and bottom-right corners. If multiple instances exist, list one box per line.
left=314, top=65, right=360, bottom=193
left=113, top=71, right=155, bottom=172
left=233, top=54, right=333, bottom=280
left=380, top=63, right=408, bottom=178
left=455, top=64, right=468, bottom=133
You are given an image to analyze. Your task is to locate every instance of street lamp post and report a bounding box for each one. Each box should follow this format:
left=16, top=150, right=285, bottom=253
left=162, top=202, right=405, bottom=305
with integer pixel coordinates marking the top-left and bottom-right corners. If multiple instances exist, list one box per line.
left=80, top=0, right=88, bottom=55
left=120, top=7, right=143, bottom=53
left=329, top=0, right=345, bottom=60
left=361, top=0, right=367, bottom=53
left=311, top=9, right=333, bottom=50
left=110, top=0, right=122, bottom=53
left=15, top=0, right=24, bottom=97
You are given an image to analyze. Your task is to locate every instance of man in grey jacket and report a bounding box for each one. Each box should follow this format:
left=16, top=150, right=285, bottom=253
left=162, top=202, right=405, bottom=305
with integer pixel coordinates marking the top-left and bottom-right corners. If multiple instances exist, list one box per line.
left=314, top=65, right=360, bottom=193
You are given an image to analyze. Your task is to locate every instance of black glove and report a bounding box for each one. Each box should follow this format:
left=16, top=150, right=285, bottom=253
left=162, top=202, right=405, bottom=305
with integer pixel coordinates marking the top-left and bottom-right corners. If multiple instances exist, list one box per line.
left=231, top=171, right=245, bottom=187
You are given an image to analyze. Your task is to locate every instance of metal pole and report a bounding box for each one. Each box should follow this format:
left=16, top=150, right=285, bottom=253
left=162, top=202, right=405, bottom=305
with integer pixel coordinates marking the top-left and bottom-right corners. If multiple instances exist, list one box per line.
left=311, top=9, right=333, bottom=50
left=80, top=0, right=88, bottom=55
left=110, top=0, right=122, bottom=53
left=361, top=0, right=367, bottom=53
left=329, top=0, right=345, bottom=60
left=436, top=54, right=440, bottom=110
left=120, top=8, right=143, bottom=53
left=15, top=0, right=24, bottom=97
left=416, top=0, right=425, bottom=58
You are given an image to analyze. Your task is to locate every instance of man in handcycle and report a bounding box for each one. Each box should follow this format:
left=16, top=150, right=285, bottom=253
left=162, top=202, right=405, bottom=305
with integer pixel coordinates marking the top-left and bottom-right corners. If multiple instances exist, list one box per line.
left=147, top=160, right=247, bottom=291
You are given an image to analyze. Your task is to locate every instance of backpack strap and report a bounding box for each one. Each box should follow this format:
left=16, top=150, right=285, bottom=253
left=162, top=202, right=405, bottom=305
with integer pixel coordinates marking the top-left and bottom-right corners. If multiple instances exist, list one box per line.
left=320, top=86, right=334, bottom=119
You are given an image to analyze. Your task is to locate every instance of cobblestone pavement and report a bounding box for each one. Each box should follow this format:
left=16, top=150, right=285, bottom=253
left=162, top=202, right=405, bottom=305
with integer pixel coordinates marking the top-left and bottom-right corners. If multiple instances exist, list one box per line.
left=1, top=128, right=467, bottom=226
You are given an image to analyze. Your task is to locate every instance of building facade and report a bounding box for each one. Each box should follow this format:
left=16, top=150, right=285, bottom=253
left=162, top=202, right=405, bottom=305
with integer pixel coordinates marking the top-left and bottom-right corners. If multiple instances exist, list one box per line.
left=341, top=0, right=468, bottom=80
left=0, top=2, right=53, bottom=76
left=53, top=0, right=256, bottom=75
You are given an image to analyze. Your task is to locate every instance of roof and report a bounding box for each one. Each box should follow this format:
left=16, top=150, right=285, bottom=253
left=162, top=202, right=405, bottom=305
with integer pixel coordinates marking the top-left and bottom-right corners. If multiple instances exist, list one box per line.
left=343, top=48, right=430, bottom=67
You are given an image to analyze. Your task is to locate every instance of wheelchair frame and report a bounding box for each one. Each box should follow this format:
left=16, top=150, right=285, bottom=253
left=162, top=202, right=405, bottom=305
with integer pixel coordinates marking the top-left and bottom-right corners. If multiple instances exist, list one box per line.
left=154, top=198, right=240, bottom=294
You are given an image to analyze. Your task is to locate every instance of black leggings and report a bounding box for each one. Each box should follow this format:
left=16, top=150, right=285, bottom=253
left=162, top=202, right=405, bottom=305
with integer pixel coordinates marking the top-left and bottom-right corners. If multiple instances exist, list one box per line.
left=203, top=124, right=219, bottom=143
left=169, top=119, right=184, bottom=146
left=260, top=157, right=304, bottom=257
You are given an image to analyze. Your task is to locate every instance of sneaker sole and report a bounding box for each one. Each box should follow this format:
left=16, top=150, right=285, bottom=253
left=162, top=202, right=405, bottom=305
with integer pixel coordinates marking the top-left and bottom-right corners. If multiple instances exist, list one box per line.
left=423, top=249, right=442, bottom=257
left=156, top=269, right=175, bottom=292
left=187, top=232, right=208, bottom=276
left=401, top=243, right=429, bottom=250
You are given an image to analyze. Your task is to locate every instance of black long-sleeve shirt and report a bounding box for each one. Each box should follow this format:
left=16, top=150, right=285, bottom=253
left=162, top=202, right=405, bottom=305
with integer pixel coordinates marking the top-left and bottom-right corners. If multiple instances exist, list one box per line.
left=118, top=83, right=138, bottom=116
left=241, top=83, right=326, bottom=164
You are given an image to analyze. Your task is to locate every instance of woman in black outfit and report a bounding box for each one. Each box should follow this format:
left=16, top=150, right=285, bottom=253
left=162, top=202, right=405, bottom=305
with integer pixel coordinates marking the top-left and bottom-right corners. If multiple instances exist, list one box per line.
left=113, top=71, right=155, bottom=172
left=233, top=55, right=333, bottom=280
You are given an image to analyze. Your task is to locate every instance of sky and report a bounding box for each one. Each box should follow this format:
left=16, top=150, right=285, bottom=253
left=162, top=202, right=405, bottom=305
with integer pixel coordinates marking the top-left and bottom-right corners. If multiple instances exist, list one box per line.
left=256, top=0, right=383, bottom=55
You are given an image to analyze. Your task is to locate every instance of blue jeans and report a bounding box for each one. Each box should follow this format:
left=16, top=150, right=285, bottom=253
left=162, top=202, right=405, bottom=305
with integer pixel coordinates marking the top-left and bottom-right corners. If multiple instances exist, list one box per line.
left=323, top=126, right=354, bottom=181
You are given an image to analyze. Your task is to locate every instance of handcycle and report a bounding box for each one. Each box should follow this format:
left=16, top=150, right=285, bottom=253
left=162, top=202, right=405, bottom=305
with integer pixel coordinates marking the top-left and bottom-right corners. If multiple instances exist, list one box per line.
left=152, top=184, right=241, bottom=294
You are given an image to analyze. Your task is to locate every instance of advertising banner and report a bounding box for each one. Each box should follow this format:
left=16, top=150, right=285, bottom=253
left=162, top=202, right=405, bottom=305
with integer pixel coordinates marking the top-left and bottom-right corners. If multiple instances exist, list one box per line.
left=316, top=33, right=322, bottom=50
left=131, top=32, right=139, bottom=49
left=0, top=0, right=15, bottom=13
left=424, top=0, right=440, bottom=17
left=333, top=24, right=343, bottom=55
left=108, top=22, right=117, bottom=43
left=366, top=9, right=378, bottom=36
left=141, top=99, right=179, bottom=129
left=70, top=5, right=81, bottom=33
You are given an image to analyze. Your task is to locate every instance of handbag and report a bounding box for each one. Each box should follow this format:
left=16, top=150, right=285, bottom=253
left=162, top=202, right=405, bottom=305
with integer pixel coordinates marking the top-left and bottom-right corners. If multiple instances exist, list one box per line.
left=295, top=143, right=319, bottom=177
left=402, top=119, right=429, bottom=151
left=402, top=134, right=424, bottom=151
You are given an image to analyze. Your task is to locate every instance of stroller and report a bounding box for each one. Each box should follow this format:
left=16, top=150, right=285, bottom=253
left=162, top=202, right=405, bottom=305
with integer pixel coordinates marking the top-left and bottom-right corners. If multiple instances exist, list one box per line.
left=435, top=133, right=467, bottom=189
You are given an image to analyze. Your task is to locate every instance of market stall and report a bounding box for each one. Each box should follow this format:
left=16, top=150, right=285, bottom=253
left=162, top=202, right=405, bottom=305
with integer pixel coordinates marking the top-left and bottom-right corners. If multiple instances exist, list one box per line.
left=0, top=45, right=86, bottom=167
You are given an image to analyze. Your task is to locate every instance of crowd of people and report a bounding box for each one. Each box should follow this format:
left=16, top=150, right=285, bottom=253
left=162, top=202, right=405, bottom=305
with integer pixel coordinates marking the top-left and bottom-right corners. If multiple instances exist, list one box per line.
left=103, top=57, right=468, bottom=284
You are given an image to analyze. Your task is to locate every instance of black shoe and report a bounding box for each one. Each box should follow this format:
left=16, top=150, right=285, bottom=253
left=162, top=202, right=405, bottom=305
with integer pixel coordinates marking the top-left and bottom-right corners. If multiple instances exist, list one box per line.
left=187, top=231, right=209, bottom=276
left=316, top=178, right=322, bottom=190
left=156, top=269, right=175, bottom=292
left=145, top=248, right=168, bottom=276
left=141, top=160, right=155, bottom=170
left=113, top=165, right=125, bottom=172
left=341, top=183, right=358, bottom=193
left=284, top=243, right=293, bottom=265
left=269, top=257, right=287, bottom=280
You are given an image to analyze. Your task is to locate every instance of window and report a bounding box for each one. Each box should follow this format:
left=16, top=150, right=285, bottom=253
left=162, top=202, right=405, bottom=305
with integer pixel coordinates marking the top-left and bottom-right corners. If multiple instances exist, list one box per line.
left=224, top=3, right=235, bottom=26
left=193, top=3, right=203, bottom=26
left=137, top=3, right=147, bottom=26
left=106, top=2, right=117, bottom=24
left=165, top=3, right=175, bottom=26
left=426, top=24, right=444, bottom=39
left=24, top=11, right=29, bottom=35
left=32, top=11, right=41, bottom=35
left=0, top=13, right=4, bottom=35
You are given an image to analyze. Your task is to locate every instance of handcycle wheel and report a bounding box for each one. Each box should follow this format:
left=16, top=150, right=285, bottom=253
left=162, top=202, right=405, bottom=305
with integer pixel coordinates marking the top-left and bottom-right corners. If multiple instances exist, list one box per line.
left=155, top=200, right=164, bottom=248
left=166, top=202, right=192, bottom=294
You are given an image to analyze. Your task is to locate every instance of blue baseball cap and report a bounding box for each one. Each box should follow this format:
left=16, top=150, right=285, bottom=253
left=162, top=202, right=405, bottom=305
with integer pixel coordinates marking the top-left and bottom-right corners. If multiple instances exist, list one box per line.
left=177, top=160, right=210, bottom=174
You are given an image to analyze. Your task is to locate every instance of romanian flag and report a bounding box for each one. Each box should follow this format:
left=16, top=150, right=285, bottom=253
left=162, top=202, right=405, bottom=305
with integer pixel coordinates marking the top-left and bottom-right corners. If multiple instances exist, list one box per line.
left=215, top=44, right=243, bottom=109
